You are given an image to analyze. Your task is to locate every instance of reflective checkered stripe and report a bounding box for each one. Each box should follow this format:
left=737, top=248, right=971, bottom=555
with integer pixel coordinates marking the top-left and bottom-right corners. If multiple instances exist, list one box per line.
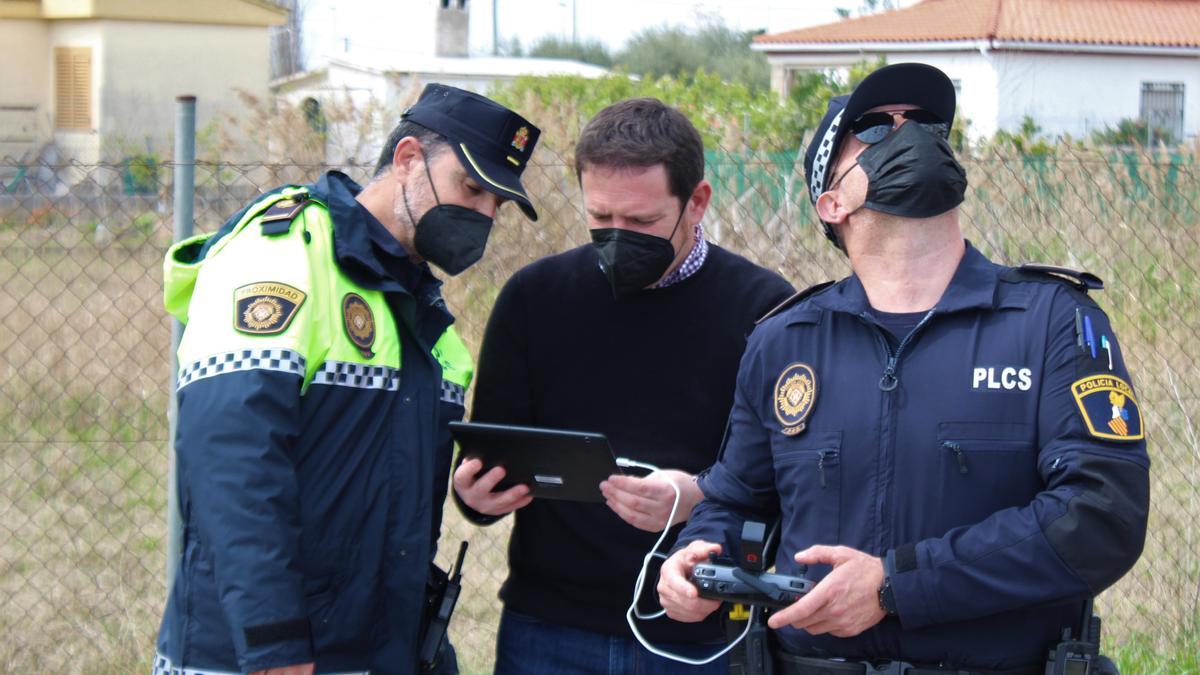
left=152, top=653, right=368, bottom=675
left=441, top=380, right=465, bottom=406
left=310, top=360, right=402, bottom=391
left=178, top=349, right=305, bottom=390
left=808, top=108, right=844, bottom=203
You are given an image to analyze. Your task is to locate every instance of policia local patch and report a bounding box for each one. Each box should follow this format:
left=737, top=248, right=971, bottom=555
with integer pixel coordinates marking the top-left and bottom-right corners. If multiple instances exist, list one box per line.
left=234, top=282, right=306, bottom=335
left=1071, top=374, right=1143, bottom=442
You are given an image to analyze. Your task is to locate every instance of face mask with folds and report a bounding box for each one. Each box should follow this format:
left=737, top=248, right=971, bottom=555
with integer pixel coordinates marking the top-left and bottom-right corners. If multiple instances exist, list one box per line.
left=589, top=208, right=684, bottom=299
left=403, top=156, right=493, bottom=276
left=852, top=120, right=968, bottom=219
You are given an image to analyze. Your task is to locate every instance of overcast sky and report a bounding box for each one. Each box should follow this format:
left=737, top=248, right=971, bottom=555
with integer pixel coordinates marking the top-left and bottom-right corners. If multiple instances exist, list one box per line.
left=299, top=0, right=914, bottom=66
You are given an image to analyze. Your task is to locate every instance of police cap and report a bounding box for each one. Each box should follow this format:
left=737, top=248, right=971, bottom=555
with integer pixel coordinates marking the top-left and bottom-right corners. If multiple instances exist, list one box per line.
left=403, top=83, right=541, bottom=220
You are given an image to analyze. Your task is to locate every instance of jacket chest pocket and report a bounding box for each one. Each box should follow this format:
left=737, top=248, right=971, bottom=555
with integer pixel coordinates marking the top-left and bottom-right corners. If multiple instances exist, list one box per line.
left=936, top=422, right=1039, bottom=527
left=771, top=431, right=842, bottom=561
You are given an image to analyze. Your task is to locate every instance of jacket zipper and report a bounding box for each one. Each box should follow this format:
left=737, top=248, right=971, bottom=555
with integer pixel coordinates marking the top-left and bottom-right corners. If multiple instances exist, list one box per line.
left=817, top=449, right=839, bottom=488
left=874, top=309, right=937, bottom=391
left=943, top=440, right=969, bottom=474
left=858, top=308, right=936, bottom=553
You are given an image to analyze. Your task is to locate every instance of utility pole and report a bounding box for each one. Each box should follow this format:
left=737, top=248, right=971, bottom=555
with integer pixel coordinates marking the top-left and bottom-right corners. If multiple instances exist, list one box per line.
left=493, top=0, right=499, bottom=55
left=572, top=0, right=577, bottom=44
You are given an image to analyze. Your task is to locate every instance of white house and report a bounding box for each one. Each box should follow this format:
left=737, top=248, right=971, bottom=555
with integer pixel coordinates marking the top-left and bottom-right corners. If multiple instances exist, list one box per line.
left=271, top=0, right=608, bottom=165
left=753, top=0, right=1200, bottom=143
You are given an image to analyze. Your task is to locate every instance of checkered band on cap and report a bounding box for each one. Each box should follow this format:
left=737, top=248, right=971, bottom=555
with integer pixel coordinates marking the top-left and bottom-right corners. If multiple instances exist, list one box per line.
left=311, top=360, right=402, bottom=391
left=441, top=380, right=466, bottom=406
left=808, top=109, right=845, bottom=204
left=177, top=349, right=305, bottom=390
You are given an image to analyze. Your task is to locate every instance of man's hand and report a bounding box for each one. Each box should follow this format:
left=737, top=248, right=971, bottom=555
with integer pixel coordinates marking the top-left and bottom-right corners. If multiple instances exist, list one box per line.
left=453, top=457, right=533, bottom=516
left=657, top=540, right=724, bottom=623
left=250, top=664, right=315, bottom=675
left=600, top=470, right=703, bottom=532
left=767, top=545, right=887, bottom=637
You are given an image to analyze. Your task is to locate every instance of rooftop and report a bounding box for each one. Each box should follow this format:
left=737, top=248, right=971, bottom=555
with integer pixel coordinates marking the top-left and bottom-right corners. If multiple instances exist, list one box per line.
left=755, top=0, right=1200, bottom=49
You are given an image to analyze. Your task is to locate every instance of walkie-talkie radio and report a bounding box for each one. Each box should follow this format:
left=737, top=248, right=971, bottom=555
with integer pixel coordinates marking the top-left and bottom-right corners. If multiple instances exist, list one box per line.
left=419, top=541, right=468, bottom=671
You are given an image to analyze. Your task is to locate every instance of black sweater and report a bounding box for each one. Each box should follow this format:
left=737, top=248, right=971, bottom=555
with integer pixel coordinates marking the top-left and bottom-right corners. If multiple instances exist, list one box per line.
left=467, top=242, right=795, bottom=642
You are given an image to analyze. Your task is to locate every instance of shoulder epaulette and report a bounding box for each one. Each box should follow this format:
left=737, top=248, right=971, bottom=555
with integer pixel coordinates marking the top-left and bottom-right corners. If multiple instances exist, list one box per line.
left=1002, top=263, right=1104, bottom=294
left=259, top=197, right=315, bottom=237
left=755, top=280, right=835, bottom=325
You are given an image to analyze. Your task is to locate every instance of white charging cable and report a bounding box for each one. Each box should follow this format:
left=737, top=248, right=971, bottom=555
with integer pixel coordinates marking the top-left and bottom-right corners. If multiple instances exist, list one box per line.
left=614, top=457, right=752, bottom=665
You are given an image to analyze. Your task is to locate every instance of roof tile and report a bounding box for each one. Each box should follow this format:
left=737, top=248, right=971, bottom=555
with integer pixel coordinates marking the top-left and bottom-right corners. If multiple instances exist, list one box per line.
left=756, top=0, right=1200, bottom=48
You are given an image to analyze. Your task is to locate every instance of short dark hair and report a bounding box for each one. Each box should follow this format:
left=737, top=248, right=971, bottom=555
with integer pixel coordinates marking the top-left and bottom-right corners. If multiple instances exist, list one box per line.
left=373, top=120, right=451, bottom=177
left=574, top=98, right=704, bottom=205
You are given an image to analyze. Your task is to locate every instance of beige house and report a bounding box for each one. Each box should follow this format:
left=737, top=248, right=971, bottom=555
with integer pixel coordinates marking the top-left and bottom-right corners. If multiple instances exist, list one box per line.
left=0, top=0, right=286, bottom=164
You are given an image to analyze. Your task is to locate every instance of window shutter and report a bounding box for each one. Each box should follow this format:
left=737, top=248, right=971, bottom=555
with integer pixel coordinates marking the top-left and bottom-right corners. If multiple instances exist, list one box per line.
left=54, top=47, right=92, bottom=131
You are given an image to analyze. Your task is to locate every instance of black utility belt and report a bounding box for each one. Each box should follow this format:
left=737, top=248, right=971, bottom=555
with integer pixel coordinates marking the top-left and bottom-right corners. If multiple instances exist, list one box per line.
left=774, top=652, right=1044, bottom=675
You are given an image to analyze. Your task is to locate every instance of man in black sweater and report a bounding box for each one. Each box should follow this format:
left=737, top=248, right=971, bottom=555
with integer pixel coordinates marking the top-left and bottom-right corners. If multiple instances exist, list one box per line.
left=453, top=98, right=795, bottom=674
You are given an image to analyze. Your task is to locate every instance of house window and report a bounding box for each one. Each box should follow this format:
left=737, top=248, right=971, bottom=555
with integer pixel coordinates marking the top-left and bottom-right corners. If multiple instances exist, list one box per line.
left=1140, top=82, right=1184, bottom=144
left=54, top=46, right=92, bottom=131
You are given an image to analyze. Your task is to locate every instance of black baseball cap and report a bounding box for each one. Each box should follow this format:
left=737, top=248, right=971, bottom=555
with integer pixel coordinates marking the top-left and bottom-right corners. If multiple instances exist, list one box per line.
left=403, top=83, right=541, bottom=220
left=804, top=62, right=956, bottom=210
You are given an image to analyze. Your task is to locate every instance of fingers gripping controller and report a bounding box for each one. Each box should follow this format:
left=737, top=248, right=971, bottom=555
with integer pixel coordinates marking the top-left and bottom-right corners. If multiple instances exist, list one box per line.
left=690, top=520, right=814, bottom=608
left=690, top=552, right=814, bottom=608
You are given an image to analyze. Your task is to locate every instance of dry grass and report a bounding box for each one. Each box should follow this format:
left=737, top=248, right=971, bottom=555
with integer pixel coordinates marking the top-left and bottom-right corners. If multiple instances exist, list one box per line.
left=2, top=145, right=1198, bottom=673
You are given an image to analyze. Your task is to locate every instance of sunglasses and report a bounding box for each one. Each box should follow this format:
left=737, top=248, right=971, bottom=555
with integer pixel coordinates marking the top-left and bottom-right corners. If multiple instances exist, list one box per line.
left=849, top=108, right=950, bottom=144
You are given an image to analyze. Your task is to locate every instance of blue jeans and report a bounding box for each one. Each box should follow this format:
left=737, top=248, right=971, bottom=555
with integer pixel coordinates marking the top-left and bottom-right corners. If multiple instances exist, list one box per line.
left=494, top=608, right=729, bottom=675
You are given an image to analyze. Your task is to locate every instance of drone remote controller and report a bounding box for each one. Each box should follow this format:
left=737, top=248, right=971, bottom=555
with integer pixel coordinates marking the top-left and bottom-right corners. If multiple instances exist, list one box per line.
left=690, top=552, right=814, bottom=608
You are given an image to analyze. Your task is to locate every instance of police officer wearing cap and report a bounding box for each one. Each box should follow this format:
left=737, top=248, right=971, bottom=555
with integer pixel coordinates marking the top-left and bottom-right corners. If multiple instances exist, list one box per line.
left=658, top=63, right=1149, bottom=674
left=153, top=84, right=541, bottom=675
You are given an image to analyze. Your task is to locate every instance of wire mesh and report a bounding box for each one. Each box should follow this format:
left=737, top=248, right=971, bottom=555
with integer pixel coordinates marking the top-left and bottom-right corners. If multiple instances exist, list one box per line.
left=0, top=143, right=1196, bottom=672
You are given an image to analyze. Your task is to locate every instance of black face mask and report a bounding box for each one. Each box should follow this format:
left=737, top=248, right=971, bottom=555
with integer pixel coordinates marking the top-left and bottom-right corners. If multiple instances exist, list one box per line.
left=854, top=121, right=967, bottom=219
left=589, top=209, right=684, bottom=299
left=403, top=157, right=493, bottom=276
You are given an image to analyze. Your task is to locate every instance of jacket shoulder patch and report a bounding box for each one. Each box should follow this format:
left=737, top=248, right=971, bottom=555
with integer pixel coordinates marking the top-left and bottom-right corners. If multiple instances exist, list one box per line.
left=1070, top=374, right=1144, bottom=442
left=756, top=281, right=834, bottom=325
left=234, top=282, right=307, bottom=335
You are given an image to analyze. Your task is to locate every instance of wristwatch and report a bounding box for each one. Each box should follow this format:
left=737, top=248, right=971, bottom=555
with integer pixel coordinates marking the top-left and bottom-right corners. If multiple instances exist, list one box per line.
left=877, top=576, right=898, bottom=616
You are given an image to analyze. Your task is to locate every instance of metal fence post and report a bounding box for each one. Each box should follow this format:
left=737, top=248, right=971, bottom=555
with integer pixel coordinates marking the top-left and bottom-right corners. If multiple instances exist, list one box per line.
left=167, top=95, right=196, bottom=588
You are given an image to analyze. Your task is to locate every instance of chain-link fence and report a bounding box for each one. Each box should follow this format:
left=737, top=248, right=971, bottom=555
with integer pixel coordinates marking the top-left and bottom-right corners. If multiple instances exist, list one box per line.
left=2, top=142, right=1198, bottom=673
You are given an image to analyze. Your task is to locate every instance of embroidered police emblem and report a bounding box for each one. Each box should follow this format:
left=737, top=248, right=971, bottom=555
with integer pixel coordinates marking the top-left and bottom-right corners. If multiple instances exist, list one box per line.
left=511, top=126, right=529, bottom=152
left=342, top=293, right=376, bottom=358
left=1071, top=374, right=1144, bottom=441
left=234, top=282, right=306, bottom=335
left=774, top=363, right=817, bottom=436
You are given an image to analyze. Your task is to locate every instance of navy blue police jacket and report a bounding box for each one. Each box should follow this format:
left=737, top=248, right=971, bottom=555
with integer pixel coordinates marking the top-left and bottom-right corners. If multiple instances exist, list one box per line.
left=155, top=172, right=468, bottom=673
left=678, top=243, right=1150, bottom=670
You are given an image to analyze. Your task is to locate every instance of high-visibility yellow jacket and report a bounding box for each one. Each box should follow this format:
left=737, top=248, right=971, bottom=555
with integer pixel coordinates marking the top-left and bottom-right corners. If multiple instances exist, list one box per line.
left=156, top=171, right=472, bottom=674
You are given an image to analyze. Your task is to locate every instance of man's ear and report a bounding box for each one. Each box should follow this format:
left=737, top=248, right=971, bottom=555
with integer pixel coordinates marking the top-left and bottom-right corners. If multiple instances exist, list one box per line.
left=390, top=136, right=423, bottom=181
left=686, top=179, right=713, bottom=223
left=815, top=190, right=851, bottom=225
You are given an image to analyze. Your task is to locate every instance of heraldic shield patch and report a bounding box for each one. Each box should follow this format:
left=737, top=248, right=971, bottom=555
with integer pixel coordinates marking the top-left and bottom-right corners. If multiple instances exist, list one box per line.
left=774, top=363, right=818, bottom=436
left=1071, top=374, right=1144, bottom=442
left=234, top=282, right=306, bottom=335
left=342, top=293, right=376, bottom=359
